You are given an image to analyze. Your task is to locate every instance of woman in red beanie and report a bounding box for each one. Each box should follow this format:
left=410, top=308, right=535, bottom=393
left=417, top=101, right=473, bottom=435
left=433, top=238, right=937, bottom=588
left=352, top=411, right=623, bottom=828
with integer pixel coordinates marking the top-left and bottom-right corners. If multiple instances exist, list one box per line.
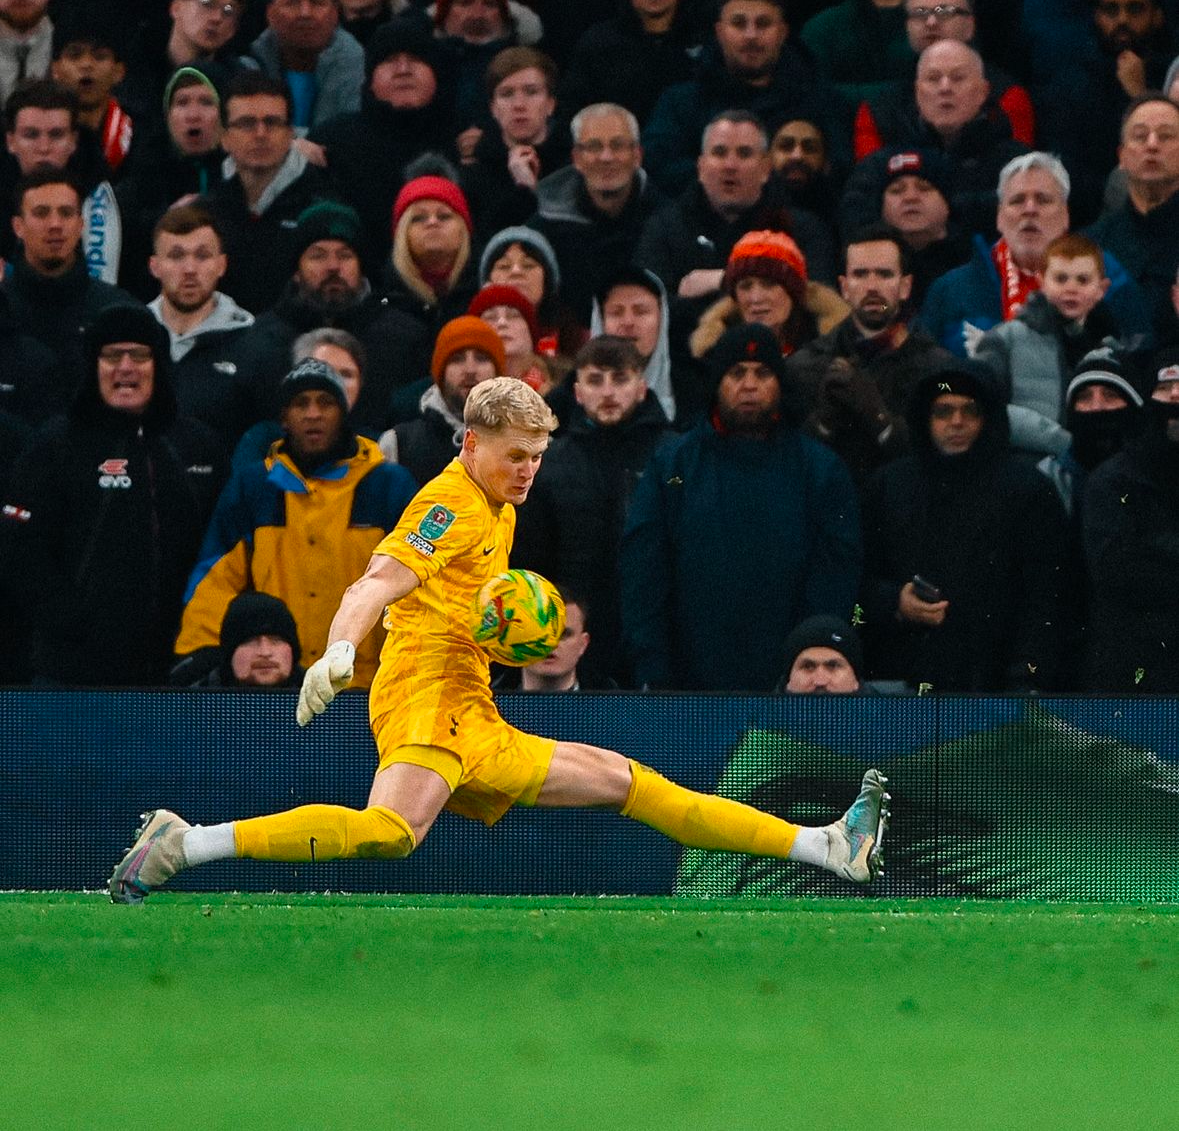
left=468, top=283, right=557, bottom=395
left=386, top=174, right=480, bottom=332
left=688, top=230, right=848, bottom=363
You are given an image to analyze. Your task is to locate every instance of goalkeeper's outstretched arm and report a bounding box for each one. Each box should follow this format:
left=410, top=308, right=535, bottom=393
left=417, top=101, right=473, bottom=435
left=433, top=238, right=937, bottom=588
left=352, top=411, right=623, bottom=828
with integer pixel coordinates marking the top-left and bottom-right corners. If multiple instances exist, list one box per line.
left=297, top=555, right=420, bottom=726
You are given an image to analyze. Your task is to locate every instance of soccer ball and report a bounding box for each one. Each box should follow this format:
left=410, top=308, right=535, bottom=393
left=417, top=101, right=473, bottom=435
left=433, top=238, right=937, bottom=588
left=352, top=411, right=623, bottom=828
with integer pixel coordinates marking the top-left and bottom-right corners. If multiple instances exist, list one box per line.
left=472, top=570, right=565, bottom=666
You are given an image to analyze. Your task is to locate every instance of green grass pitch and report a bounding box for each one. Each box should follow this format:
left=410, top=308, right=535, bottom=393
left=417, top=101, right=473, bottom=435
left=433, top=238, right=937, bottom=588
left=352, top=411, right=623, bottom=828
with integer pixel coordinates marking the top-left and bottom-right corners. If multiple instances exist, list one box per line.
left=3, top=894, right=1178, bottom=1131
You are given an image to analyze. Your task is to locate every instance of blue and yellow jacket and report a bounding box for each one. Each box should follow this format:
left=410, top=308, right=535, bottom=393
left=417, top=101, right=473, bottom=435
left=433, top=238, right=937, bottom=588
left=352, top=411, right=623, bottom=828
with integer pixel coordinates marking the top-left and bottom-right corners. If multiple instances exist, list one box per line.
left=175, top=434, right=416, bottom=688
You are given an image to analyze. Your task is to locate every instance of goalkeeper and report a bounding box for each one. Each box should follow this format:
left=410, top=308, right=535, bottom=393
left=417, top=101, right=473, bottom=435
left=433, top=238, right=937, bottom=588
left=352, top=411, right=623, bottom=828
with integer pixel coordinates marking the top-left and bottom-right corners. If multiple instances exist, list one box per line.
left=110, top=379, right=888, bottom=902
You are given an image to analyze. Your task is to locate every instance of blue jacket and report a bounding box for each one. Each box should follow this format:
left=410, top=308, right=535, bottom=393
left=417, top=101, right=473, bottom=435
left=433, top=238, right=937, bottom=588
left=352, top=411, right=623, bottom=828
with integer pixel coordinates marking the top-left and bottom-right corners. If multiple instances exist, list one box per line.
left=619, top=419, right=861, bottom=691
left=916, top=234, right=1152, bottom=357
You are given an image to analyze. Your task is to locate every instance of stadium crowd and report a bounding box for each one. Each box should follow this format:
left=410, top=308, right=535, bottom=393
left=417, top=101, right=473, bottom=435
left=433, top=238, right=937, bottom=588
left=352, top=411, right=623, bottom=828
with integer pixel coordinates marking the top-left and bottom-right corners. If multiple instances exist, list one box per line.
left=2, top=0, right=1179, bottom=694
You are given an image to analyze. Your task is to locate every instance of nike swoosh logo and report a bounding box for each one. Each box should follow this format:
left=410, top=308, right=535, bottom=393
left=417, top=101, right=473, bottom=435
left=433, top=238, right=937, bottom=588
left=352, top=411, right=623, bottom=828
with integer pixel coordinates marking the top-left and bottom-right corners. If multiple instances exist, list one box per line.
left=482, top=546, right=495, bottom=555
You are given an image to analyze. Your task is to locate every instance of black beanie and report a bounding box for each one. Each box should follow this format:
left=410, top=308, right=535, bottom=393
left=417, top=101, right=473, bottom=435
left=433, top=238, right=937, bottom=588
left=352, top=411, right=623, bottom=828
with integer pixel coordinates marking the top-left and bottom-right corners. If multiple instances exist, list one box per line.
left=707, top=322, right=787, bottom=386
left=84, top=304, right=170, bottom=377
left=280, top=357, right=349, bottom=413
left=219, top=593, right=300, bottom=660
left=782, top=615, right=864, bottom=678
left=365, top=14, right=443, bottom=81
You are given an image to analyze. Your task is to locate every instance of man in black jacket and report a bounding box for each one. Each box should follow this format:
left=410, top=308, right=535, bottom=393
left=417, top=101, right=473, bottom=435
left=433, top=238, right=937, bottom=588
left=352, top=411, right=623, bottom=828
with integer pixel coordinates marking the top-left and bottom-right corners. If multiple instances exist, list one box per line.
left=199, top=71, right=342, bottom=313
left=785, top=223, right=953, bottom=486
left=859, top=361, right=1069, bottom=691
left=0, top=304, right=224, bottom=685
left=1, top=169, right=137, bottom=409
left=512, top=335, right=673, bottom=686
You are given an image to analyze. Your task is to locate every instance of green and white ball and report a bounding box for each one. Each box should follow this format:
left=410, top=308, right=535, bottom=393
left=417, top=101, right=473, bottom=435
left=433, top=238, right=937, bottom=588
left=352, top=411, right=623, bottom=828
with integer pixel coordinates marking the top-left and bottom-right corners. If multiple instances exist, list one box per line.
left=472, top=570, right=566, bottom=666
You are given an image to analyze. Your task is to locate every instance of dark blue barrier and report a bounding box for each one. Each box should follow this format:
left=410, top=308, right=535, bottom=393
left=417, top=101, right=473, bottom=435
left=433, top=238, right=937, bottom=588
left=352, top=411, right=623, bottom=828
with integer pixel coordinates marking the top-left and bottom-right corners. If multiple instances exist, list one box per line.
left=3, top=690, right=1178, bottom=899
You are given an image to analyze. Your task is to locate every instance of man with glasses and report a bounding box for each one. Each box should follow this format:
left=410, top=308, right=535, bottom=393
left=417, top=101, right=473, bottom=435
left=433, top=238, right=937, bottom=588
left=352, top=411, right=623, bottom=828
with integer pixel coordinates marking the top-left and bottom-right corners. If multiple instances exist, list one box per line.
left=529, top=102, right=665, bottom=321
left=859, top=361, right=1069, bottom=691
left=200, top=71, right=343, bottom=313
left=0, top=303, right=224, bottom=686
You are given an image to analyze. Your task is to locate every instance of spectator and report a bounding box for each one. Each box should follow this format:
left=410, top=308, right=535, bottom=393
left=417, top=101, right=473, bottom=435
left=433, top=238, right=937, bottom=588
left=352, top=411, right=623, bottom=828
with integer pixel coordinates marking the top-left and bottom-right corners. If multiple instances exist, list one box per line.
left=200, top=70, right=343, bottom=313
left=776, top=615, right=865, bottom=694
left=853, top=147, right=972, bottom=309
left=1037, top=346, right=1146, bottom=517
left=231, top=325, right=372, bottom=470
left=478, top=223, right=584, bottom=358
left=171, top=590, right=305, bottom=688
left=175, top=357, right=417, bottom=688
left=620, top=321, right=862, bottom=691
left=468, top=283, right=553, bottom=393
left=0, top=0, right=50, bottom=105
left=1082, top=348, right=1179, bottom=690
left=688, top=229, right=848, bottom=369
left=919, top=151, right=1151, bottom=355
left=590, top=264, right=706, bottom=428
left=853, top=0, right=1036, bottom=162
left=512, top=335, right=673, bottom=686
left=559, top=0, right=705, bottom=127
left=637, top=109, right=838, bottom=315
left=459, top=46, right=567, bottom=237
left=242, top=0, right=365, bottom=135
left=517, top=586, right=593, bottom=691
left=310, top=15, right=456, bottom=272
left=120, top=0, right=246, bottom=134
left=642, top=0, right=834, bottom=197
left=337, top=0, right=391, bottom=46
left=530, top=102, right=666, bottom=323
left=2, top=169, right=136, bottom=403
left=384, top=314, right=506, bottom=484
left=767, top=111, right=843, bottom=230
left=786, top=223, right=954, bottom=485
left=147, top=204, right=259, bottom=452
left=116, top=64, right=228, bottom=301
left=975, top=232, right=1123, bottom=457
left=1, top=79, right=121, bottom=281
left=0, top=404, right=33, bottom=683
left=49, top=12, right=132, bottom=176
left=0, top=304, right=224, bottom=686
left=845, top=40, right=1028, bottom=238
left=1086, top=94, right=1179, bottom=338
left=859, top=361, right=1069, bottom=691
left=1040, top=0, right=1173, bottom=224
left=240, top=198, right=433, bottom=431
left=435, top=0, right=535, bottom=131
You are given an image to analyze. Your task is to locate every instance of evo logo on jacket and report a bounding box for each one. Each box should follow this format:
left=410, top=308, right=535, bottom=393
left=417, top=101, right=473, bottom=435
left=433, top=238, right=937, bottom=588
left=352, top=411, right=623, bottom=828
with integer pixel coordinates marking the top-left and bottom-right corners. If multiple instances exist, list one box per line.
left=98, top=458, right=131, bottom=489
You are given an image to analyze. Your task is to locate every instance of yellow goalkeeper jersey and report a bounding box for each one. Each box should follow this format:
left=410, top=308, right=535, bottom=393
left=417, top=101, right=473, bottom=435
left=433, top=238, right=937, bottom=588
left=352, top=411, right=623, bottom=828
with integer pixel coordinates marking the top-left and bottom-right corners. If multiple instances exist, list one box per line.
left=366, top=457, right=513, bottom=743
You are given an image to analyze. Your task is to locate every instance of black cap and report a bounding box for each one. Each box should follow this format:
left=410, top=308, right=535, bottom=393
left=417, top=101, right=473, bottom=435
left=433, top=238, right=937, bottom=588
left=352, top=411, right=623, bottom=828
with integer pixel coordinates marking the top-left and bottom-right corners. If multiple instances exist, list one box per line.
left=288, top=200, right=364, bottom=267
left=280, top=357, right=349, bottom=412
left=782, top=615, right=864, bottom=678
left=220, top=592, right=300, bottom=657
left=707, top=322, right=787, bottom=385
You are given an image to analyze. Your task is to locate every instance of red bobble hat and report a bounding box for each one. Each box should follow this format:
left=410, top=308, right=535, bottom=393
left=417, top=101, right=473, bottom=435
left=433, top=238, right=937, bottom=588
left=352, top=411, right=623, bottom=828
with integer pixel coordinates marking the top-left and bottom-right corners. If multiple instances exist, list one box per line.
left=723, top=230, right=809, bottom=306
left=392, top=175, right=473, bottom=234
left=467, top=284, right=540, bottom=348
left=430, top=316, right=508, bottom=383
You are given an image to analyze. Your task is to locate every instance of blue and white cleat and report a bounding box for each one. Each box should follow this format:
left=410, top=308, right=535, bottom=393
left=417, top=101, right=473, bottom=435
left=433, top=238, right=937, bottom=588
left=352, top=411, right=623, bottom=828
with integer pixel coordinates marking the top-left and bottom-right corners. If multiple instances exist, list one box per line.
left=825, top=769, right=890, bottom=883
left=108, top=810, right=190, bottom=904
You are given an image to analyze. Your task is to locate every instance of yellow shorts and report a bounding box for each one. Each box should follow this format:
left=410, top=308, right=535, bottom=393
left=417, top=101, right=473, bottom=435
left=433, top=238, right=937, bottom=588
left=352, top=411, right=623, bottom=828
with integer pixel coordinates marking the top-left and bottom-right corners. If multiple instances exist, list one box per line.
left=372, top=707, right=556, bottom=827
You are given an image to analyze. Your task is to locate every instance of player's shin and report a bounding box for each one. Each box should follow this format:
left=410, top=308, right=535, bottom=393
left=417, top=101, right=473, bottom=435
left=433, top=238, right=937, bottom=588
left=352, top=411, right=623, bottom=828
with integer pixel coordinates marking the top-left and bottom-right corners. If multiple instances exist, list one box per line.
left=620, top=760, right=801, bottom=858
left=233, top=804, right=416, bottom=861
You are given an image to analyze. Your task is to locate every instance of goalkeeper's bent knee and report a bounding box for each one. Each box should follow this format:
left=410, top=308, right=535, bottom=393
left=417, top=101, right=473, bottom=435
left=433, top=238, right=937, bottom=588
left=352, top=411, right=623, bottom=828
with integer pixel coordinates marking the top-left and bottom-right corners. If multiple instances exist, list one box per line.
left=234, top=804, right=417, bottom=862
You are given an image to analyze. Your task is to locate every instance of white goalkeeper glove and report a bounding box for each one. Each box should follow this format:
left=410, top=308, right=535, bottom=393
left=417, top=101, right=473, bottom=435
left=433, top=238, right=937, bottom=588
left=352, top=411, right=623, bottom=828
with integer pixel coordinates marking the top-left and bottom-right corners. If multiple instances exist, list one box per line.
left=296, top=640, right=356, bottom=727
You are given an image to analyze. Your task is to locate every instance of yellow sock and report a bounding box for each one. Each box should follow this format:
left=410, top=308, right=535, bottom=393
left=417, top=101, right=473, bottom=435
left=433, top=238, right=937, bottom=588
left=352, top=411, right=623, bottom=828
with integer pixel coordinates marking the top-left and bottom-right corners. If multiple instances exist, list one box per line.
left=621, top=761, right=800, bottom=858
left=233, top=805, right=416, bottom=862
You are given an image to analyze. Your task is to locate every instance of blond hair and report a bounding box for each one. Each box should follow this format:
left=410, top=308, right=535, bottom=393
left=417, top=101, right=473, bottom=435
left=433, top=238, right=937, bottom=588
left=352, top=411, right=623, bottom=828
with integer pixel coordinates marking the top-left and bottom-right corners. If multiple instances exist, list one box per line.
left=464, top=376, right=558, bottom=433
left=390, top=200, right=471, bottom=305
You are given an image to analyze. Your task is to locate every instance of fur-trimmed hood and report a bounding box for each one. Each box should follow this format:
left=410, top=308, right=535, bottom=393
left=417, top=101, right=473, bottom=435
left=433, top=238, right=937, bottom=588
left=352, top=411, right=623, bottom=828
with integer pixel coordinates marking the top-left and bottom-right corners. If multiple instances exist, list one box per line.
left=688, top=281, right=850, bottom=360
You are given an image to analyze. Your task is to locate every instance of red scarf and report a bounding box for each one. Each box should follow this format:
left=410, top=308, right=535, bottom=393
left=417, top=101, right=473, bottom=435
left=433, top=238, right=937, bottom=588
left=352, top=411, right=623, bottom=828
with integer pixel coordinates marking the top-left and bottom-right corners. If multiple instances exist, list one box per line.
left=100, top=99, right=133, bottom=174
left=991, top=238, right=1041, bottom=322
